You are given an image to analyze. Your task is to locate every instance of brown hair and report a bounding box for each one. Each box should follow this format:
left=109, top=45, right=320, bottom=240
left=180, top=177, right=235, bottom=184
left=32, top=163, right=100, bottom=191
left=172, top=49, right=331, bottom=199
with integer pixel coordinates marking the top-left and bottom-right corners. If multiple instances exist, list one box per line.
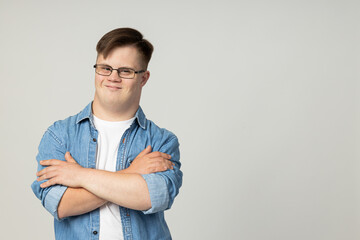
left=96, top=28, right=154, bottom=68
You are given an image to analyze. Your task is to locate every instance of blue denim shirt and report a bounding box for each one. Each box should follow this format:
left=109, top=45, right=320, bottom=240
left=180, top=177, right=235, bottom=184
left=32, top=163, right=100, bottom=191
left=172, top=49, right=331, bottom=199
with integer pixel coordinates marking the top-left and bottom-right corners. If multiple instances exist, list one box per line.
left=31, top=103, right=182, bottom=240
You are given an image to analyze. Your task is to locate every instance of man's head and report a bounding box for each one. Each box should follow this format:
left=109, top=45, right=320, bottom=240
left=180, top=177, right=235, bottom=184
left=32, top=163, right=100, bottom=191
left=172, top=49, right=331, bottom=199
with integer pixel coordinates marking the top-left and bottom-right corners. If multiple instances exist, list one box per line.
left=92, top=28, right=154, bottom=120
left=96, top=28, right=153, bottom=69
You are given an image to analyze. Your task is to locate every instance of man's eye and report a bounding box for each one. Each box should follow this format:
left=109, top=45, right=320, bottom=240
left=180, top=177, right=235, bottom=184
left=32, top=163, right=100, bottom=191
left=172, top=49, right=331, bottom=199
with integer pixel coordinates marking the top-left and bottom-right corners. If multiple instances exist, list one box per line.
left=102, top=67, right=112, bottom=71
left=121, top=69, right=132, bottom=74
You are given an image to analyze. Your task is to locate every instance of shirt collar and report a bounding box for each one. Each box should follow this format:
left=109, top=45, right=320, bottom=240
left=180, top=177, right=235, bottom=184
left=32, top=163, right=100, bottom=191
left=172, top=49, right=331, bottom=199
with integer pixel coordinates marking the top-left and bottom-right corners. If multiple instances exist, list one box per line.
left=76, top=102, right=147, bottom=129
left=134, top=105, right=146, bottom=129
left=75, top=102, right=92, bottom=124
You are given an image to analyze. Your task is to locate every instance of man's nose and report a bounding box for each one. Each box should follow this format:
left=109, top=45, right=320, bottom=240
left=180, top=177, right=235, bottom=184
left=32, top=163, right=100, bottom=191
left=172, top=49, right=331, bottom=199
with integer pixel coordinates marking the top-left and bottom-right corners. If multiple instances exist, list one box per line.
left=108, top=70, right=122, bottom=81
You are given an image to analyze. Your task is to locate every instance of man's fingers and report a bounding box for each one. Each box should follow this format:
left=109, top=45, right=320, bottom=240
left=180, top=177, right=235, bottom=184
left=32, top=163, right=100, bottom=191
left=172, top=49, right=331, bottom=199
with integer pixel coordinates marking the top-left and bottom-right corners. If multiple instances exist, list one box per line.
left=39, top=159, right=63, bottom=166
left=37, top=170, right=57, bottom=182
left=155, top=160, right=173, bottom=172
left=168, top=160, right=175, bottom=169
left=65, top=152, right=76, bottom=163
left=151, top=158, right=174, bottom=171
left=36, top=165, right=56, bottom=177
left=36, top=168, right=46, bottom=177
left=148, top=151, right=171, bottom=159
left=159, top=160, right=173, bottom=171
left=37, top=164, right=59, bottom=177
left=40, top=178, right=57, bottom=188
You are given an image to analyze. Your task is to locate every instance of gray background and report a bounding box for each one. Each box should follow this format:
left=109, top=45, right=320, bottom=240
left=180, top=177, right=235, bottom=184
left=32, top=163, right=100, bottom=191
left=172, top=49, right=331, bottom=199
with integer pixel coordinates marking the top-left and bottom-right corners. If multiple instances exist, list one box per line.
left=0, top=0, right=359, bottom=239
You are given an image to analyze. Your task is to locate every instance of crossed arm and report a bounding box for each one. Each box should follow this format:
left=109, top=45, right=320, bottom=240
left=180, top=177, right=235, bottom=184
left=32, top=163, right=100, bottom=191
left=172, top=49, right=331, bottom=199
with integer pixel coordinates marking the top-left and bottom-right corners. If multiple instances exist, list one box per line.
left=36, top=146, right=174, bottom=219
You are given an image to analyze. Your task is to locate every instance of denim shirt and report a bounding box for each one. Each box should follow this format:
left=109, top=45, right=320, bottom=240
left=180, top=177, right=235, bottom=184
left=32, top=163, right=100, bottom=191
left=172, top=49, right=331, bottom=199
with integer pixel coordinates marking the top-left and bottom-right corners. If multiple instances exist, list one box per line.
left=31, top=103, right=182, bottom=240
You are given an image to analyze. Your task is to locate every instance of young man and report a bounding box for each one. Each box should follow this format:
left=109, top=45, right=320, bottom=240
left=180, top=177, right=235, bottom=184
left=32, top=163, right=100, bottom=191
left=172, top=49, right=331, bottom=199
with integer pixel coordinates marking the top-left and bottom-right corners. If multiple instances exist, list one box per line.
left=31, top=28, right=182, bottom=240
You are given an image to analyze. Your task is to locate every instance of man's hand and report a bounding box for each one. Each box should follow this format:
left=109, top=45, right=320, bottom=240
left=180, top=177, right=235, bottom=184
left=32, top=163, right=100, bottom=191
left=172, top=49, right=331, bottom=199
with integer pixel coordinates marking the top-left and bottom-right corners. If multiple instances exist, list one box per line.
left=123, top=145, right=174, bottom=175
left=37, top=152, right=85, bottom=188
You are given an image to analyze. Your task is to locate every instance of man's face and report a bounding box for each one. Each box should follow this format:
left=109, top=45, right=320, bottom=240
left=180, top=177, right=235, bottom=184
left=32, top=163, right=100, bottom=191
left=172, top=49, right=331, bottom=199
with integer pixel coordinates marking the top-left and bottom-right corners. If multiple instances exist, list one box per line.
left=94, top=46, right=149, bottom=110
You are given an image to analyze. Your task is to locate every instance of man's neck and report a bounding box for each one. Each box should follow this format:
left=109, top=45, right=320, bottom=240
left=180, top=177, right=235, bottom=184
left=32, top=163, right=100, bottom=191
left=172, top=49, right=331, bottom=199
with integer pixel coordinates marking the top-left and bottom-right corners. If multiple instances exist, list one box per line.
left=92, top=100, right=138, bottom=122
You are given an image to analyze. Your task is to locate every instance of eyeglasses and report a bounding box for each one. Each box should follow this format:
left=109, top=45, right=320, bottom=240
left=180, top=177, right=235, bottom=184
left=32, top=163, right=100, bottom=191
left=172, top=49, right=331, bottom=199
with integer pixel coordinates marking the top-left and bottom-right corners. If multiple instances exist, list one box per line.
left=93, top=64, right=146, bottom=79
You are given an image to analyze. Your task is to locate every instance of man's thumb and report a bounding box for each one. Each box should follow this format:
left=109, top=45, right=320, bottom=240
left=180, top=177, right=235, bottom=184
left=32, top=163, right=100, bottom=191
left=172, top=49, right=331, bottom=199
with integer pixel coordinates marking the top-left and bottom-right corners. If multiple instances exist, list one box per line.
left=138, top=145, right=152, bottom=158
left=65, top=152, right=76, bottom=163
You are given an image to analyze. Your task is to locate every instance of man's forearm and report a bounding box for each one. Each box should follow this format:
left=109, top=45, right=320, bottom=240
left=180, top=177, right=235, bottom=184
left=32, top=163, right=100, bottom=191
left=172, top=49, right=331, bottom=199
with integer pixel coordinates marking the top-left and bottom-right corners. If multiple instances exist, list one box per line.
left=80, top=169, right=151, bottom=211
left=57, top=187, right=107, bottom=219
left=57, top=169, right=151, bottom=219
left=56, top=168, right=150, bottom=219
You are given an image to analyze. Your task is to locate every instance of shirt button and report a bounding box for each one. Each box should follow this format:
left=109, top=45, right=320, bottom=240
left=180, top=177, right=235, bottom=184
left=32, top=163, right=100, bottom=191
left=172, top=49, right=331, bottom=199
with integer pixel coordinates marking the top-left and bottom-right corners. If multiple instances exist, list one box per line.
left=93, top=138, right=97, bottom=142
left=93, top=231, right=98, bottom=235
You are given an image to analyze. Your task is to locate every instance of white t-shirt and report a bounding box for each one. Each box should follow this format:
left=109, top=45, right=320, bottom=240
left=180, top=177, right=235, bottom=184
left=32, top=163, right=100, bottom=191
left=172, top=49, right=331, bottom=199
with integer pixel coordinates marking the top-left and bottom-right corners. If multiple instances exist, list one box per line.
left=93, top=115, right=135, bottom=240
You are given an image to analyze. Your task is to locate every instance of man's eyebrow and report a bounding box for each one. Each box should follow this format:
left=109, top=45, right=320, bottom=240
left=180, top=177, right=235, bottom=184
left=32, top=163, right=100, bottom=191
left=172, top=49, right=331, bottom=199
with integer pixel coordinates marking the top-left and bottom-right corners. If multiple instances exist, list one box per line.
left=117, top=65, right=135, bottom=69
left=97, top=63, right=134, bottom=69
left=96, top=63, right=111, bottom=67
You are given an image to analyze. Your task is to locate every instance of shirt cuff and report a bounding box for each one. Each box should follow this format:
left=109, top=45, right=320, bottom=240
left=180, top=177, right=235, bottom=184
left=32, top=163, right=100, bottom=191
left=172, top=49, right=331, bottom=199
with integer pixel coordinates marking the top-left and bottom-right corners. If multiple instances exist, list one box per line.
left=141, top=173, right=169, bottom=214
left=44, top=185, right=68, bottom=221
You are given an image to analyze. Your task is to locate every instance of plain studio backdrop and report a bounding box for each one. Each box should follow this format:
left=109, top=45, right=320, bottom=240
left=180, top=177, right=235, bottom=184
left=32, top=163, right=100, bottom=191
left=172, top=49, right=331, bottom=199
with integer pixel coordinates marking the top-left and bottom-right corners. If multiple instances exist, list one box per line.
left=0, top=0, right=359, bottom=239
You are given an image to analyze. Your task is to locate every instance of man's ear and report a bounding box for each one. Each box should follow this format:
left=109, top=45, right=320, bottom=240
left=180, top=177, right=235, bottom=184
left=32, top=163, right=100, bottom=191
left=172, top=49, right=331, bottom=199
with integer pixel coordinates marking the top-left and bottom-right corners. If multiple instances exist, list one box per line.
left=140, top=71, right=150, bottom=87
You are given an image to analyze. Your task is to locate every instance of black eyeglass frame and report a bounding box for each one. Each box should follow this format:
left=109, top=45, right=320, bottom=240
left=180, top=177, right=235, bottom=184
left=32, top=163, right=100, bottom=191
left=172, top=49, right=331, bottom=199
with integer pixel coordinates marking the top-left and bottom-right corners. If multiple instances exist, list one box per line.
left=93, top=64, right=146, bottom=79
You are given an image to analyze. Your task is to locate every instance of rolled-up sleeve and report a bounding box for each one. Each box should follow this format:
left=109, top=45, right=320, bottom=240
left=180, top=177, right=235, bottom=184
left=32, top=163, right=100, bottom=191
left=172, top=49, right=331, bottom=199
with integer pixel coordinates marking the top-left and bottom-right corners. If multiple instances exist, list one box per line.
left=43, top=185, right=68, bottom=220
left=141, top=135, right=183, bottom=214
left=31, top=128, right=68, bottom=221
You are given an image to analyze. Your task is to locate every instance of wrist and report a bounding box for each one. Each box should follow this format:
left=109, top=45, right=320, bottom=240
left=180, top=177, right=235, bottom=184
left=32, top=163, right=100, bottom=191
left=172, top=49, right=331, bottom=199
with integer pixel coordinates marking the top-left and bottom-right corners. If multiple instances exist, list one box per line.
left=78, top=168, right=92, bottom=187
left=119, top=168, right=130, bottom=174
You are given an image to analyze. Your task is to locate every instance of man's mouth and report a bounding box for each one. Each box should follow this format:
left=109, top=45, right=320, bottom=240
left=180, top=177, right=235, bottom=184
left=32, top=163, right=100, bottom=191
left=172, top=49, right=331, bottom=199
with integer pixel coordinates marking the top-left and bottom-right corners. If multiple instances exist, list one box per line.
left=105, top=85, right=122, bottom=90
